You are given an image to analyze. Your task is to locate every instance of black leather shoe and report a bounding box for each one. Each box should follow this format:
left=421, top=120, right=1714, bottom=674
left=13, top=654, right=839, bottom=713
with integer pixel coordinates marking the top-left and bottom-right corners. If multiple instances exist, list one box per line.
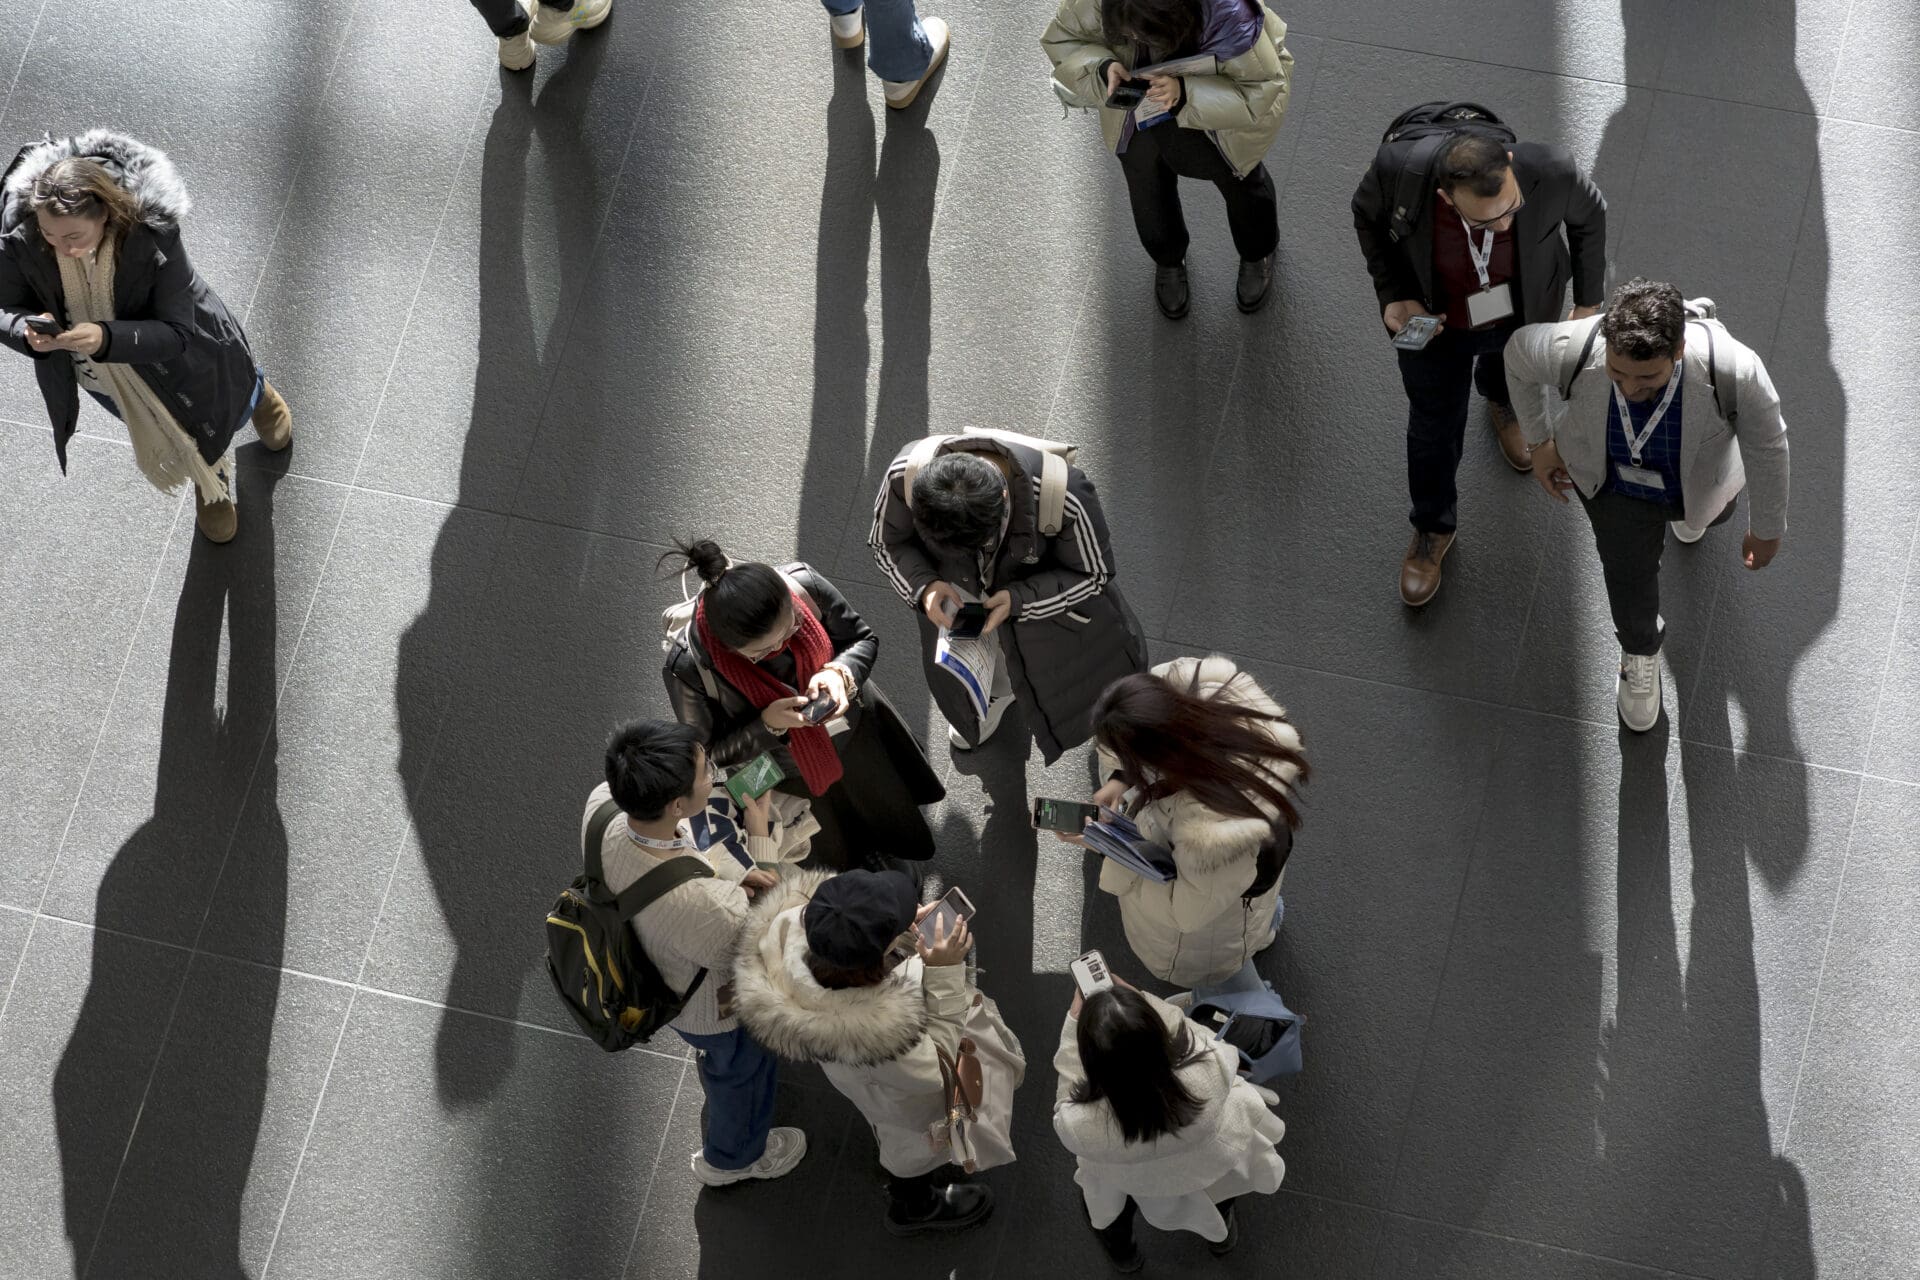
left=885, top=1184, right=994, bottom=1236
left=1207, top=1200, right=1240, bottom=1256
left=1154, top=262, right=1190, bottom=319
left=1236, top=254, right=1274, bottom=313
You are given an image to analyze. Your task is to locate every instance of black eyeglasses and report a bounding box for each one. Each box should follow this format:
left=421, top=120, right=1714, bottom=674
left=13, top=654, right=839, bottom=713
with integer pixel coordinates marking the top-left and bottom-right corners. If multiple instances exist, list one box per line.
left=1460, top=194, right=1525, bottom=231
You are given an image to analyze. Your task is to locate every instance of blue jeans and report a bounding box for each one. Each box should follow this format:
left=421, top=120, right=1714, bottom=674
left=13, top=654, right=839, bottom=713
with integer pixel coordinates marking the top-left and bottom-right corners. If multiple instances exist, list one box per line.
left=1192, top=896, right=1285, bottom=1005
left=821, top=0, right=932, bottom=82
left=676, top=1026, right=780, bottom=1170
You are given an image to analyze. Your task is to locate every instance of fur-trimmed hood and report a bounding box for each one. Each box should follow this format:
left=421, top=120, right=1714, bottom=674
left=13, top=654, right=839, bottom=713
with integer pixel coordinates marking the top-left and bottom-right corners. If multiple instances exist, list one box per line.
left=1, top=130, right=191, bottom=235
left=730, top=868, right=930, bottom=1068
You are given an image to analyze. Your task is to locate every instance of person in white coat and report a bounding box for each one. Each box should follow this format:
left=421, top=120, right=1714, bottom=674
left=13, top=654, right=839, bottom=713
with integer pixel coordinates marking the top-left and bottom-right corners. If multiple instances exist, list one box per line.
left=730, top=868, right=1026, bottom=1235
left=1054, top=979, right=1286, bottom=1271
left=1070, top=655, right=1307, bottom=995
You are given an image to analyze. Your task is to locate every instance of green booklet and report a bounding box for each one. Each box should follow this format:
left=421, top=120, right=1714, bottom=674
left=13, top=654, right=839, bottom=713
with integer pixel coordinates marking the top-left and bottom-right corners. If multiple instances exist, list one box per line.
left=726, top=753, right=785, bottom=806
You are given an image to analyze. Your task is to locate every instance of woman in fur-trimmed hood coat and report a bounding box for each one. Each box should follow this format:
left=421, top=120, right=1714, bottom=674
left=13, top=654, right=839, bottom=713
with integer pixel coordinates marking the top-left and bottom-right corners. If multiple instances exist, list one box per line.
left=1096, top=655, right=1303, bottom=987
left=731, top=868, right=1025, bottom=1179
left=0, top=130, right=276, bottom=479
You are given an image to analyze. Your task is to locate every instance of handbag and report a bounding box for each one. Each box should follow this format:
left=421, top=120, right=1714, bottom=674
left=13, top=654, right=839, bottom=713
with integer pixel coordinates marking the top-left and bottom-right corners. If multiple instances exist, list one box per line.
left=1190, top=982, right=1304, bottom=1083
left=929, top=991, right=1027, bottom=1173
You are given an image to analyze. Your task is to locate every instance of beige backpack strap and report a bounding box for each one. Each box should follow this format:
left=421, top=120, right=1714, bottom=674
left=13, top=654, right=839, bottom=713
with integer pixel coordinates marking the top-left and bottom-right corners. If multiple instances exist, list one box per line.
left=901, top=436, right=952, bottom=509
left=1035, top=451, right=1070, bottom=537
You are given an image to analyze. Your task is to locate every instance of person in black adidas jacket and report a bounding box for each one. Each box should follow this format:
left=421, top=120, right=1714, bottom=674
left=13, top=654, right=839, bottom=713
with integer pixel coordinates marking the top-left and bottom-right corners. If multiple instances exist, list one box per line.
left=1352, top=116, right=1607, bottom=609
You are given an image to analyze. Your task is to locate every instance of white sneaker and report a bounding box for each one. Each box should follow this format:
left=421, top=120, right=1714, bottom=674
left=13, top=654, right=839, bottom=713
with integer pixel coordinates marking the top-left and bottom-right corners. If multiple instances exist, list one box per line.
left=947, top=693, right=1012, bottom=750
left=1669, top=518, right=1706, bottom=544
left=691, top=1126, right=807, bottom=1187
left=882, top=16, right=949, bottom=109
left=498, top=29, right=535, bottom=69
left=831, top=8, right=865, bottom=48
left=529, top=0, right=612, bottom=45
left=1616, top=652, right=1662, bottom=733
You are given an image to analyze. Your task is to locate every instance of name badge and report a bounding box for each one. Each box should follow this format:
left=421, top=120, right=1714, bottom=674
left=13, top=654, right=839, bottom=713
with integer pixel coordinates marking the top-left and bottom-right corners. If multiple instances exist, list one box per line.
left=1615, top=462, right=1666, bottom=490
left=1466, top=283, right=1515, bottom=328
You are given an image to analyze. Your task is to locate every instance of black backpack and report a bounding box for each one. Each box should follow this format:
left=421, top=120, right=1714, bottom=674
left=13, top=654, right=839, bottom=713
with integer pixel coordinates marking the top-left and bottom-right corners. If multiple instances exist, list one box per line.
left=1375, top=102, right=1518, bottom=243
left=545, top=798, right=714, bottom=1052
left=1556, top=299, right=1741, bottom=427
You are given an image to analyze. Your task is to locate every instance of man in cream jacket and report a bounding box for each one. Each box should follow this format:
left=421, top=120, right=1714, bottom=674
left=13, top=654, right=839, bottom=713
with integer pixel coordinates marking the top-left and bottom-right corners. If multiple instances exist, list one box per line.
left=1504, top=277, right=1789, bottom=732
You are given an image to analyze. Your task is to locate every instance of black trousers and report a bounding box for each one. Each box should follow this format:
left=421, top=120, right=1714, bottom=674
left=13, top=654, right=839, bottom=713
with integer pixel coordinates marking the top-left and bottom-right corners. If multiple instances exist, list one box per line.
left=1578, top=486, right=1735, bottom=655
left=468, top=0, right=573, bottom=37
left=1092, top=1195, right=1239, bottom=1254
left=1117, top=124, right=1279, bottom=267
left=1397, top=322, right=1516, bottom=533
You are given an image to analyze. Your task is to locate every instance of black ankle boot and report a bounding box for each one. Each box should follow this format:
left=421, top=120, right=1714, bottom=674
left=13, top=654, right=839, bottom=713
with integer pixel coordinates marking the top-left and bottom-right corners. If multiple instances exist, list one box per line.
left=1154, top=261, right=1190, bottom=319
left=885, top=1183, right=993, bottom=1236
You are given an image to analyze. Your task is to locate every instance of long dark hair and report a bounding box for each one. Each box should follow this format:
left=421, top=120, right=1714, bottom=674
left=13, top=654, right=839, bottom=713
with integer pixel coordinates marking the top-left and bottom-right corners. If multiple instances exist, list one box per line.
left=1070, top=987, right=1207, bottom=1143
left=658, top=539, right=788, bottom=652
left=1099, top=0, right=1202, bottom=59
left=1092, top=664, right=1308, bottom=829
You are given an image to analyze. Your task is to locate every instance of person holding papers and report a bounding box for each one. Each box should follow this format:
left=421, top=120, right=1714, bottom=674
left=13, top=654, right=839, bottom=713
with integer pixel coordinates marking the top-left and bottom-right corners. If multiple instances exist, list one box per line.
left=1073, top=656, right=1307, bottom=992
left=1042, top=0, right=1294, bottom=317
left=869, top=432, right=1149, bottom=761
left=663, top=540, right=944, bottom=871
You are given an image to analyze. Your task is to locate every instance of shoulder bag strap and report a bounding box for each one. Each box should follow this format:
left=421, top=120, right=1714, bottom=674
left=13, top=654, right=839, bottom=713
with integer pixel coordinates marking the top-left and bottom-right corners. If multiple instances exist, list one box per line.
left=611, top=855, right=716, bottom=922
left=583, top=798, right=622, bottom=886
left=901, top=436, right=952, bottom=510
left=1695, top=320, right=1739, bottom=430
left=1035, top=452, right=1070, bottom=537
left=1559, top=316, right=1604, bottom=402
left=1388, top=133, right=1450, bottom=243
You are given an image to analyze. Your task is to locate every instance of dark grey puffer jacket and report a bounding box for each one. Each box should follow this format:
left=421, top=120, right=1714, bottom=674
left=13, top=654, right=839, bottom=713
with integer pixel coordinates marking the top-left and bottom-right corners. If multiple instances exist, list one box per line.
left=869, top=435, right=1149, bottom=763
left=0, top=130, right=259, bottom=472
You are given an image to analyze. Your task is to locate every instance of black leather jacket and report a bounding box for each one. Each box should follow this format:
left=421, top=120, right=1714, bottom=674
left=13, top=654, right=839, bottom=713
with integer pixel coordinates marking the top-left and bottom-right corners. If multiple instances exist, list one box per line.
left=663, top=564, right=879, bottom=774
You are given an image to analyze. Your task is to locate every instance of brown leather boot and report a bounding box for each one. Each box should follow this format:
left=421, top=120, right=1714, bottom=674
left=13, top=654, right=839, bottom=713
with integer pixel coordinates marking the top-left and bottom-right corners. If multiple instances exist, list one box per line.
left=1399, top=529, right=1455, bottom=607
left=195, top=491, right=237, bottom=543
left=1488, top=401, right=1530, bottom=471
left=253, top=380, right=292, bottom=451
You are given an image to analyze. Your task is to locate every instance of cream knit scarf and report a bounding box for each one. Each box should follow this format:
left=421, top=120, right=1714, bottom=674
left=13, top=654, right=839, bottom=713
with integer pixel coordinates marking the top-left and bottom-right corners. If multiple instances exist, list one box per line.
left=57, top=233, right=232, bottom=503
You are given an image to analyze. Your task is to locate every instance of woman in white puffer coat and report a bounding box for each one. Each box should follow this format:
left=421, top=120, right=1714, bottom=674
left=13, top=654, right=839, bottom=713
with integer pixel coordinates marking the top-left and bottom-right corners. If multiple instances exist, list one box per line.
left=1053, top=979, right=1286, bottom=1270
left=1079, top=654, right=1306, bottom=992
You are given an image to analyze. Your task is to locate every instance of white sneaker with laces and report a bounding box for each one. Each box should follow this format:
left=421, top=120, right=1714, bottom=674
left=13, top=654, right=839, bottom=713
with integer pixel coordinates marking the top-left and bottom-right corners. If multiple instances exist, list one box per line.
left=1617, top=651, right=1662, bottom=733
left=691, top=1126, right=807, bottom=1187
left=882, top=16, right=949, bottom=109
left=529, top=0, right=612, bottom=45
left=1670, top=518, right=1706, bottom=544
left=948, top=692, right=1012, bottom=750
left=831, top=8, right=864, bottom=48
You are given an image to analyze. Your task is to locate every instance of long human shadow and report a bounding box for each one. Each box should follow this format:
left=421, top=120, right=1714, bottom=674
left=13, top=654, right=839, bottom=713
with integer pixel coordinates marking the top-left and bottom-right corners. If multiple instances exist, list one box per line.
left=394, top=43, right=608, bottom=1111
left=54, top=463, right=287, bottom=1278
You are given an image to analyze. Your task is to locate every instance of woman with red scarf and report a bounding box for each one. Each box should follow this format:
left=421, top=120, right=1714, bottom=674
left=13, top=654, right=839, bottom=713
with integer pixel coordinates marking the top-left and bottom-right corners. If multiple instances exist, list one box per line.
left=663, top=540, right=945, bottom=870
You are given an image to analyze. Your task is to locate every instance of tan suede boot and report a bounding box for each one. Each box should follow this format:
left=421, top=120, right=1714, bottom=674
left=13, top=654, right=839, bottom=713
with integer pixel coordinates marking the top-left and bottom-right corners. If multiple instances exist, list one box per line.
left=253, top=380, right=292, bottom=451
left=195, top=491, right=237, bottom=543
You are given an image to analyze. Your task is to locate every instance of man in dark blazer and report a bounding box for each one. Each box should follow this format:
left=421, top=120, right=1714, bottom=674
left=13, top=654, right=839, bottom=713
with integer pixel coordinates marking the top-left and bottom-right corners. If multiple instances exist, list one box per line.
left=1354, top=130, right=1607, bottom=606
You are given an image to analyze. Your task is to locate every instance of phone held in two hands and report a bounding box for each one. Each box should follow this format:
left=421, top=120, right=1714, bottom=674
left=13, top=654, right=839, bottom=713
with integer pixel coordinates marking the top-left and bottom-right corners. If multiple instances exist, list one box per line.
left=25, top=315, right=63, bottom=337
left=946, top=601, right=989, bottom=640
left=798, top=689, right=836, bottom=724
left=1031, top=796, right=1101, bottom=834
left=1104, top=77, right=1149, bottom=109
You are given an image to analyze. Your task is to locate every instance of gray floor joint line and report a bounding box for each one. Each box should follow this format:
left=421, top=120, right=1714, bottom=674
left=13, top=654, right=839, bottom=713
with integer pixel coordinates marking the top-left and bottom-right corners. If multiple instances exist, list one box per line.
left=1776, top=508, right=1920, bottom=1158
left=620, top=1053, right=693, bottom=1278
left=0, top=0, right=50, bottom=121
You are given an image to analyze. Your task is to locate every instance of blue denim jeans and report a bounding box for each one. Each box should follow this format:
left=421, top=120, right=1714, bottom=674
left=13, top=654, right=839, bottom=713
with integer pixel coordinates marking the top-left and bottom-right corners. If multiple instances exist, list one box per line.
left=821, top=0, right=933, bottom=83
left=676, top=1026, right=780, bottom=1170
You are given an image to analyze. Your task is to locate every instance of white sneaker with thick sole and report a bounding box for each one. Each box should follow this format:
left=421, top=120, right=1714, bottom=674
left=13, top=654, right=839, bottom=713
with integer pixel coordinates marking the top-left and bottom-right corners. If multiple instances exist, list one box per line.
left=831, top=9, right=865, bottom=48
left=882, top=16, right=949, bottom=109
left=499, top=29, right=535, bottom=69
left=948, top=693, right=1011, bottom=750
left=691, top=1126, right=807, bottom=1187
left=1669, top=518, right=1706, bottom=544
left=1617, top=652, right=1662, bottom=733
left=530, top=0, right=612, bottom=45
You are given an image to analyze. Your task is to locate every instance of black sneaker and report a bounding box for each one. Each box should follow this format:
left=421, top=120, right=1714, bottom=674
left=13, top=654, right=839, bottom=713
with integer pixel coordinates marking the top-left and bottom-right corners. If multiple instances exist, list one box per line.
left=884, top=1183, right=994, bottom=1237
left=1094, top=1228, right=1145, bottom=1273
left=1154, top=262, right=1190, bottom=319
left=1207, top=1201, right=1240, bottom=1257
left=1236, top=254, right=1273, bottom=313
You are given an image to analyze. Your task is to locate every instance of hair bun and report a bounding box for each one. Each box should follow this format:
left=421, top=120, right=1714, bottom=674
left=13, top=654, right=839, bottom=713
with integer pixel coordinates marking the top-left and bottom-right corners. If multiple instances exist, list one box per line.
left=684, top=539, right=730, bottom=585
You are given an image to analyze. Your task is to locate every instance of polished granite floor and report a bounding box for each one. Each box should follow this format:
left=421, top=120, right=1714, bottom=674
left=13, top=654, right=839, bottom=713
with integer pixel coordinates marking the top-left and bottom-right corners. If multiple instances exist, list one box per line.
left=2, top=0, right=1918, bottom=1277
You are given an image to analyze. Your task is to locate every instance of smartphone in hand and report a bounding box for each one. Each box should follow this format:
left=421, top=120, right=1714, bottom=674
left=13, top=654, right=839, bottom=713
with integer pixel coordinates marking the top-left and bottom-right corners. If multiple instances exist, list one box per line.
left=1071, top=949, right=1114, bottom=1000
left=948, top=602, right=989, bottom=640
left=25, top=315, right=63, bottom=336
left=799, top=690, right=836, bottom=724
left=1032, top=797, right=1101, bottom=834
left=1390, top=314, right=1442, bottom=351
left=917, top=886, right=976, bottom=946
left=1105, top=78, right=1149, bottom=109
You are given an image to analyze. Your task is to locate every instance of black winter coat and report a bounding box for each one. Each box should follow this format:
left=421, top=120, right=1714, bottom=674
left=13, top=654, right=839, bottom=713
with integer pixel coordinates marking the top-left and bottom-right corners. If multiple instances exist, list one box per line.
left=664, top=564, right=880, bottom=776
left=1351, top=139, right=1608, bottom=326
left=0, top=130, right=259, bottom=472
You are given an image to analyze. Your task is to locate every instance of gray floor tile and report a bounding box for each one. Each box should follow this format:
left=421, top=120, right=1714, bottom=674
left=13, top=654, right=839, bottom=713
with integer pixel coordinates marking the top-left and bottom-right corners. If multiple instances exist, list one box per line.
left=35, top=468, right=347, bottom=947
left=1865, top=540, right=1920, bottom=783
left=1279, top=1, right=1673, bottom=87
left=361, top=20, right=655, bottom=512
left=201, top=491, right=508, bottom=980
left=1657, top=1, right=1848, bottom=117
left=235, top=6, right=491, bottom=485
left=265, top=992, right=684, bottom=1280
left=0, top=427, right=178, bottom=909
left=1766, top=779, right=1920, bottom=1280
left=1371, top=1217, right=1688, bottom=1280
left=85, top=956, right=352, bottom=1279
left=0, top=918, right=189, bottom=1279
left=1825, top=0, right=1920, bottom=132
left=1681, top=119, right=1916, bottom=770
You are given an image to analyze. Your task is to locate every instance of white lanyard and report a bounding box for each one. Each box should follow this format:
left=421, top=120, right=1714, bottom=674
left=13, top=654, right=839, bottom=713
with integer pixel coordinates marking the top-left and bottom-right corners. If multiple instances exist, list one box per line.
left=1612, top=367, right=1682, bottom=466
left=625, top=826, right=693, bottom=852
left=1459, top=215, right=1495, bottom=290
